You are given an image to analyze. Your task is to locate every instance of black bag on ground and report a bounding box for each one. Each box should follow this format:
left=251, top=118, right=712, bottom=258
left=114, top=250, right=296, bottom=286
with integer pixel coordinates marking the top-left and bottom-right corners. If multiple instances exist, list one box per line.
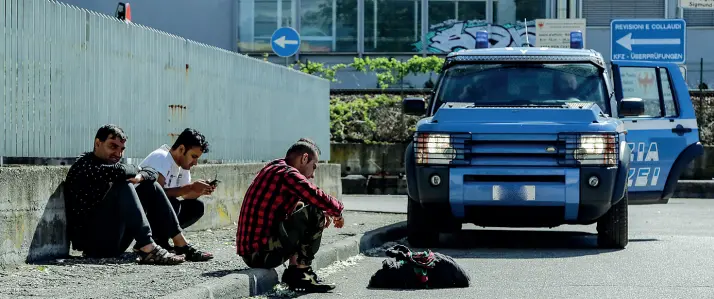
left=367, top=244, right=470, bottom=289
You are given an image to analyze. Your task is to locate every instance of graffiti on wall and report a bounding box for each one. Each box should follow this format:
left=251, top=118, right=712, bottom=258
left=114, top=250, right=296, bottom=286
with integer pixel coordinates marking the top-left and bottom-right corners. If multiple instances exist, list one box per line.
left=412, top=19, right=536, bottom=53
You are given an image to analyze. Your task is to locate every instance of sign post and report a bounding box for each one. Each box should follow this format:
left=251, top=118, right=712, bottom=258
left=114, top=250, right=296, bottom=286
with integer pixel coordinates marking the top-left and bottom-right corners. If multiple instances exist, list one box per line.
left=610, top=19, right=686, bottom=64
left=271, top=27, right=301, bottom=66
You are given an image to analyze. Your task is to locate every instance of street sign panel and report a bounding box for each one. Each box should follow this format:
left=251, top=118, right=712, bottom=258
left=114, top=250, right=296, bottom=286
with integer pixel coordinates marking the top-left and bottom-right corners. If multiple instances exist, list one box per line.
left=271, top=27, right=301, bottom=57
left=680, top=0, right=714, bottom=9
left=535, top=18, right=587, bottom=48
left=611, top=19, right=686, bottom=64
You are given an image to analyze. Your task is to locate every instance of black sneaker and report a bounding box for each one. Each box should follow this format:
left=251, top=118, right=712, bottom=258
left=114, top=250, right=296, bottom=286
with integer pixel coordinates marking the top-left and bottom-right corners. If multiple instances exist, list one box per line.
left=282, top=266, right=335, bottom=293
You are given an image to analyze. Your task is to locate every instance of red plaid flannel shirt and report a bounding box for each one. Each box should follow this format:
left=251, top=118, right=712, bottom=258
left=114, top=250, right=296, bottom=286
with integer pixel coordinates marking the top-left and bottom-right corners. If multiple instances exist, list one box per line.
left=236, top=158, right=344, bottom=256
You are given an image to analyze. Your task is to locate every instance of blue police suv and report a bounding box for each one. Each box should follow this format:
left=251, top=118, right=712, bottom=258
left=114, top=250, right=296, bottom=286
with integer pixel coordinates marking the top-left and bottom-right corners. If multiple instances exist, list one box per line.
left=402, top=32, right=703, bottom=249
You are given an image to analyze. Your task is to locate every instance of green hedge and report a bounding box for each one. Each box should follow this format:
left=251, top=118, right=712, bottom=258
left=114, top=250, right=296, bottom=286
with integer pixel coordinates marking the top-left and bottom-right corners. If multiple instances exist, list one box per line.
left=330, top=94, right=425, bottom=144
left=331, top=93, right=714, bottom=146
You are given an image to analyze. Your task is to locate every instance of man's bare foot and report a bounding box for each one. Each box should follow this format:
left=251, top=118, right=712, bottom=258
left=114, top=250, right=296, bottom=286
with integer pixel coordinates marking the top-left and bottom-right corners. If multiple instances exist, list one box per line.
left=134, top=243, right=185, bottom=265
left=139, top=243, right=156, bottom=253
left=172, top=243, right=214, bottom=262
left=172, top=234, right=188, bottom=247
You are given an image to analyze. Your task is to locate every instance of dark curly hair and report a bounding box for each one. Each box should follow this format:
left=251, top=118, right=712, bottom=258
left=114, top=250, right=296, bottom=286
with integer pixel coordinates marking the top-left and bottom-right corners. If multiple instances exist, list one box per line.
left=171, top=128, right=210, bottom=153
left=95, top=124, right=127, bottom=142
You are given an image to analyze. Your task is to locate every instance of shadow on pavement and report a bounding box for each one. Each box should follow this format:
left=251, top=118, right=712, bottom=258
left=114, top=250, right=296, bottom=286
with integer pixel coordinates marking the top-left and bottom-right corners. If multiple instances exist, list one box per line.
left=201, top=266, right=251, bottom=278
left=365, top=228, right=660, bottom=259
left=32, top=252, right=138, bottom=266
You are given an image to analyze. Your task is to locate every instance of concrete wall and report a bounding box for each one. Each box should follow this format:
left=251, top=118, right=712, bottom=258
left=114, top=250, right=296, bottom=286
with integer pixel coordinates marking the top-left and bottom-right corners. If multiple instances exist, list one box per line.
left=0, top=163, right=341, bottom=268
left=331, top=143, right=714, bottom=179
left=331, top=143, right=408, bottom=176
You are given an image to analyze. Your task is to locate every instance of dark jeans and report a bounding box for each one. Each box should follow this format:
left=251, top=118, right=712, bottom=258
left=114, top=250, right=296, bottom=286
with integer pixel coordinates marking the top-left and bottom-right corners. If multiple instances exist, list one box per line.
left=140, top=196, right=204, bottom=249
left=241, top=203, right=326, bottom=268
left=168, top=196, right=205, bottom=230
left=80, top=181, right=188, bottom=258
left=134, top=183, right=187, bottom=249
left=80, top=182, right=157, bottom=258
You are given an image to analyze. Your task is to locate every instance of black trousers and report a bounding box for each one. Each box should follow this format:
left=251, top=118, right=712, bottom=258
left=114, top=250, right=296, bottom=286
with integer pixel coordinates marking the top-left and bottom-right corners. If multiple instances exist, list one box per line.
left=141, top=195, right=205, bottom=249
left=81, top=181, right=178, bottom=258
left=133, top=183, right=190, bottom=249
left=168, top=196, right=205, bottom=230
left=80, top=181, right=203, bottom=257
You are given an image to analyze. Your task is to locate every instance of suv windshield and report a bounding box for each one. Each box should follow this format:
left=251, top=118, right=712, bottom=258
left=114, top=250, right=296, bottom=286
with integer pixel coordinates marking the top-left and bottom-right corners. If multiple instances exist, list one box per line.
left=431, top=62, right=610, bottom=115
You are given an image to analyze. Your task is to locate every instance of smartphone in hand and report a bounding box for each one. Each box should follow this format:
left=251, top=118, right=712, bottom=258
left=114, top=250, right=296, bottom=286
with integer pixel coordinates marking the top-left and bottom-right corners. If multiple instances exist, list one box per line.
left=208, top=174, right=220, bottom=187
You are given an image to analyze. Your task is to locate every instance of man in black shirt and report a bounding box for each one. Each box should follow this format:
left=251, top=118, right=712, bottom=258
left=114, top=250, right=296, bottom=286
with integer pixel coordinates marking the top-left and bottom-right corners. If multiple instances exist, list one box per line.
left=64, top=124, right=212, bottom=264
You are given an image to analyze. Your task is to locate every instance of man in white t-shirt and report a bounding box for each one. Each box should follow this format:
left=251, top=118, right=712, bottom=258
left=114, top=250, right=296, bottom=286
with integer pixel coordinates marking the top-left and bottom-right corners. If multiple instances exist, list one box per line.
left=139, top=128, right=215, bottom=261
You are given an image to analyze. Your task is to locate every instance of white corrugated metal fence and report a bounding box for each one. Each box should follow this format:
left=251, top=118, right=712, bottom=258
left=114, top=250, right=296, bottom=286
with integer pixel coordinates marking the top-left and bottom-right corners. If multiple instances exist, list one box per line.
left=1, top=0, right=331, bottom=162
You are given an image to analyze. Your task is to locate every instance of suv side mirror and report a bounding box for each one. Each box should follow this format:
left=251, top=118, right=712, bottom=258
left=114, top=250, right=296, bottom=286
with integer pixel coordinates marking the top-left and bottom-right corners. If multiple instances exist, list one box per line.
left=403, top=97, right=426, bottom=116
left=619, top=97, right=645, bottom=117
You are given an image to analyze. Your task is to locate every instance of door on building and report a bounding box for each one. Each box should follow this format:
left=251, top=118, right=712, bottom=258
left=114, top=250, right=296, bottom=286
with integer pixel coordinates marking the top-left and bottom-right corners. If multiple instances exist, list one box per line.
left=611, top=61, right=702, bottom=204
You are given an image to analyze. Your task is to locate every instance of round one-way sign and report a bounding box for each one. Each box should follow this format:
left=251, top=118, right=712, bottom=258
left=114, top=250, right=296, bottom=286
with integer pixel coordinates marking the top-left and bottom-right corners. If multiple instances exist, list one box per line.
left=271, top=27, right=301, bottom=57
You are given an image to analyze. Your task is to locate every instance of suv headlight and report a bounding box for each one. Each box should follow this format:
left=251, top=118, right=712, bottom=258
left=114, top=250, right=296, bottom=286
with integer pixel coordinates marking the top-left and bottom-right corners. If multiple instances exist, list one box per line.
left=561, top=133, right=618, bottom=166
left=414, top=133, right=470, bottom=165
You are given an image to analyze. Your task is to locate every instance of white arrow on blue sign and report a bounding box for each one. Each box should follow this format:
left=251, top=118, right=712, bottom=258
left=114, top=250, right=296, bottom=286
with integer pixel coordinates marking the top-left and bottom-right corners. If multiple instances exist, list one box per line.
left=610, top=19, right=686, bottom=64
left=271, top=27, right=301, bottom=57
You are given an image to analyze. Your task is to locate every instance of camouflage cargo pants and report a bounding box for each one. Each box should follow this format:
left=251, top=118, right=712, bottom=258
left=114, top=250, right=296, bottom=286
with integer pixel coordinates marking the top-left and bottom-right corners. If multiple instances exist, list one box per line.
left=242, top=203, right=326, bottom=268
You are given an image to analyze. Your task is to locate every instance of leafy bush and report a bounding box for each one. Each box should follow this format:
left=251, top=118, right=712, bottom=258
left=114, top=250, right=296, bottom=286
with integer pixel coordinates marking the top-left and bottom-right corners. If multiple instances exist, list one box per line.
left=330, top=94, right=426, bottom=144
left=294, top=56, right=444, bottom=89
left=290, top=55, right=443, bottom=143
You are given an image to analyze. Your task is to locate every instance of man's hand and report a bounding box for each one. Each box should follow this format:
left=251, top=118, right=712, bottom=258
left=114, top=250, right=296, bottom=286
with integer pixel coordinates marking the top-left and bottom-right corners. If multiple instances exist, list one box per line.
left=190, top=180, right=212, bottom=194
left=203, top=183, right=216, bottom=195
left=127, top=174, right=143, bottom=184
left=333, top=216, right=345, bottom=228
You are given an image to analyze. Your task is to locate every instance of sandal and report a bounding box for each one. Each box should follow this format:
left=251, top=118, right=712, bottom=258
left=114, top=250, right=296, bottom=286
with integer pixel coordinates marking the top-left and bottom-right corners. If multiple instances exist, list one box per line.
left=172, top=244, right=214, bottom=262
left=135, top=245, right=185, bottom=265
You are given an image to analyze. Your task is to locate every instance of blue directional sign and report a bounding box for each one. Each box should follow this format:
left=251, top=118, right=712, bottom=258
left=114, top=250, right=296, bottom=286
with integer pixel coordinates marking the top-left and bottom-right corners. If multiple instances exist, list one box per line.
left=611, top=19, right=686, bottom=64
left=271, top=27, right=301, bottom=57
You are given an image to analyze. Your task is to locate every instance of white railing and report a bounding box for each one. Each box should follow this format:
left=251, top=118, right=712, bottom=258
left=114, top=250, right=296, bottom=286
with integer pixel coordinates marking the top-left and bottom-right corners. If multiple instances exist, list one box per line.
left=0, top=0, right=331, bottom=163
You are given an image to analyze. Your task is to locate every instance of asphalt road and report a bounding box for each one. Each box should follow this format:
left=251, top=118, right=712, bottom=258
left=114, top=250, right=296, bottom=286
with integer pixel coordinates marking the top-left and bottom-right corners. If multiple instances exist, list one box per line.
left=301, top=196, right=714, bottom=298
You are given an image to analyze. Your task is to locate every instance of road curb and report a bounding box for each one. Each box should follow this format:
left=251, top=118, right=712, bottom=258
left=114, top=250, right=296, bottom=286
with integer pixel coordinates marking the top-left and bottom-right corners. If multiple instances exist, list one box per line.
left=159, top=221, right=407, bottom=299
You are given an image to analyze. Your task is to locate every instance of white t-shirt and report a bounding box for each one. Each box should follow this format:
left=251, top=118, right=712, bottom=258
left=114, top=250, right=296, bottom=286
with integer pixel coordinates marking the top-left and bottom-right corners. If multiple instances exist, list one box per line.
left=139, top=144, right=191, bottom=188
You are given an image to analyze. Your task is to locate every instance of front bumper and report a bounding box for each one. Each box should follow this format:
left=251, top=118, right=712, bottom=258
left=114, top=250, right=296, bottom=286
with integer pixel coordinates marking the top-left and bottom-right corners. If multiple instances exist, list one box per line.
left=411, top=165, right=617, bottom=226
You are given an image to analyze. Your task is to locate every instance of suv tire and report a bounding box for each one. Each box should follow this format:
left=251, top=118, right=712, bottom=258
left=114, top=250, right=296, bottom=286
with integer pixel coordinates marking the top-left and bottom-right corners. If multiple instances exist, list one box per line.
left=596, top=191, right=629, bottom=249
left=407, top=197, right=439, bottom=248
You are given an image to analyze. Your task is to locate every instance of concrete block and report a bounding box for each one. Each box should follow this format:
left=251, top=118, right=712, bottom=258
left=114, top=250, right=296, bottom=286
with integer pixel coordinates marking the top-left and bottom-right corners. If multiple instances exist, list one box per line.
left=366, top=175, right=407, bottom=195
left=341, top=175, right=368, bottom=194
left=0, top=162, right=342, bottom=268
left=673, top=180, right=714, bottom=198
left=331, top=143, right=714, bottom=181
left=330, top=143, right=408, bottom=176
left=0, top=166, right=70, bottom=268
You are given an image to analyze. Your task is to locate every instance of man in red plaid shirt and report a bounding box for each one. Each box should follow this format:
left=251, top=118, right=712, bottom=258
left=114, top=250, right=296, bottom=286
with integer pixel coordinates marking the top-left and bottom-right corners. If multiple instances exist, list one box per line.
left=236, top=138, right=344, bottom=293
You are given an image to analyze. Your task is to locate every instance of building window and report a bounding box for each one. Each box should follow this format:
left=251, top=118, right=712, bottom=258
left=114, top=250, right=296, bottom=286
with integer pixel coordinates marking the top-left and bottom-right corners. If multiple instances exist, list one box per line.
left=365, top=0, right=423, bottom=52
left=238, top=0, right=553, bottom=53
left=422, top=0, right=487, bottom=53
left=492, top=0, right=545, bottom=47
left=683, top=10, right=714, bottom=27
left=238, top=0, right=296, bottom=52
left=493, top=0, right=548, bottom=24
left=421, top=0, right=546, bottom=53
left=300, top=0, right=359, bottom=52
left=660, top=68, right=678, bottom=117
left=582, top=0, right=665, bottom=27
